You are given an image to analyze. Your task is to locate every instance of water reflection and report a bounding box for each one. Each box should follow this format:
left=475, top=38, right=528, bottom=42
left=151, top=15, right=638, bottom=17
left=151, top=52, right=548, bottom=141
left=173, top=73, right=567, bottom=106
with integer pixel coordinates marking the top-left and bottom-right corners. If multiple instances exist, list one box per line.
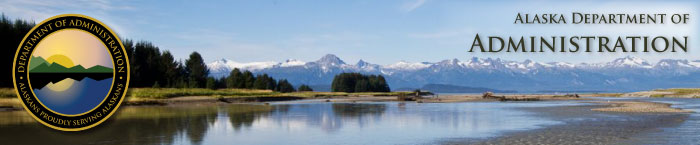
left=30, top=73, right=113, bottom=115
left=615, top=98, right=700, bottom=145
left=0, top=105, right=221, bottom=145
left=333, top=103, right=386, bottom=118
left=227, top=104, right=285, bottom=131
left=0, top=102, right=565, bottom=145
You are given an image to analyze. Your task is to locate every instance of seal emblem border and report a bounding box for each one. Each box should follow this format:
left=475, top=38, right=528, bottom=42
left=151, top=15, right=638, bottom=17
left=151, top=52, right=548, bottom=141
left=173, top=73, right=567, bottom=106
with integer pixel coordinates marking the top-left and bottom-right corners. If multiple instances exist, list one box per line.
left=12, top=14, right=130, bottom=131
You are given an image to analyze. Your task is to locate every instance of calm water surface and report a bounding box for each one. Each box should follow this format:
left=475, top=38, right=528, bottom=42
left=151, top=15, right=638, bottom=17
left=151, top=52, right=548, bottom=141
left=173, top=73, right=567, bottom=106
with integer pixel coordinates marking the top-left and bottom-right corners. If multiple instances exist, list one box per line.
left=1, top=98, right=697, bottom=145
left=0, top=101, right=582, bottom=145
left=612, top=97, right=700, bottom=145
left=32, top=77, right=112, bottom=115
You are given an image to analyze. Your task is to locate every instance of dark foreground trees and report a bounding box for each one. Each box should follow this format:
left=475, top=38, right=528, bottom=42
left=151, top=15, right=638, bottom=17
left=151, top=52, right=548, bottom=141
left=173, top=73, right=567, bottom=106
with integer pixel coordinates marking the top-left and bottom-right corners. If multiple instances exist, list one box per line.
left=331, top=73, right=390, bottom=93
left=223, top=69, right=311, bottom=92
left=186, top=52, right=209, bottom=88
left=298, top=85, right=313, bottom=92
left=0, top=14, right=33, bottom=87
left=0, top=14, right=311, bottom=93
left=127, top=40, right=210, bottom=88
left=275, top=79, right=296, bottom=93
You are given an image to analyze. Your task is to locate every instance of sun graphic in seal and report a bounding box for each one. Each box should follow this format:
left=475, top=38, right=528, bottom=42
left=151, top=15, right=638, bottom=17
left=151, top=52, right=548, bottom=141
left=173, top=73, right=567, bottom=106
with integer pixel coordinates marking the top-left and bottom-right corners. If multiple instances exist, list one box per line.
left=13, top=14, right=130, bottom=131
left=45, top=54, right=75, bottom=68
left=28, top=29, right=115, bottom=116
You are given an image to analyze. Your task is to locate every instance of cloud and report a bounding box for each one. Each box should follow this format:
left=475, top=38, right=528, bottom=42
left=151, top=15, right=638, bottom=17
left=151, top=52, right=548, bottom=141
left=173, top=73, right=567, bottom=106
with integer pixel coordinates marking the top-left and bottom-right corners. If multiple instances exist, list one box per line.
left=0, top=0, right=134, bottom=19
left=0, top=0, right=137, bottom=38
left=400, top=0, right=426, bottom=12
left=166, top=28, right=286, bottom=62
left=408, top=28, right=474, bottom=39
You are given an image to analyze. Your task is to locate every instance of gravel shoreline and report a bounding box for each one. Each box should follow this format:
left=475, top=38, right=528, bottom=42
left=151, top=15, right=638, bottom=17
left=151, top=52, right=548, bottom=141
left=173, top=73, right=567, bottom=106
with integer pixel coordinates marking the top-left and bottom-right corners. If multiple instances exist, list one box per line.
left=591, top=101, right=693, bottom=113
left=439, top=104, right=690, bottom=145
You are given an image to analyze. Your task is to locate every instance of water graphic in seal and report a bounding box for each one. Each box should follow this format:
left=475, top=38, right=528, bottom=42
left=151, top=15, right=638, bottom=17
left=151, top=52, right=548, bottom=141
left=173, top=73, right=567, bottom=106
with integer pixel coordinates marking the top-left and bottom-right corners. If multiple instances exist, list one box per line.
left=28, top=29, right=114, bottom=115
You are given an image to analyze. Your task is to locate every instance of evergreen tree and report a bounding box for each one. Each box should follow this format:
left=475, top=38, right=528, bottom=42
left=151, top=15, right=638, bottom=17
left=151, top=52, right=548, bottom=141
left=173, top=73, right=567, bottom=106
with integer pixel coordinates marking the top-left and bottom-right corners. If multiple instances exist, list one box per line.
left=241, top=70, right=255, bottom=89
left=175, top=63, right=188, bottom=88
left=331, top=73, right=354, bottom=92
left=121, top=39, right=191, bottom=88
left=253, top=74, right=276, bottom=90
left=355, top=79, right=369, bottom=92
left=298, top=84, right=313, bottom=92
left=226, top=68, right=243, bottom=88
left=375, top=75, right=391, bottom=92
left=253, top=74, right=267, bottom=90
left=331, top=73, right=390, bottom=92
left=206, top=77, right=216, bottom=89
left=276, top=79, right=296, bottom=93
left=131, top=41, right=162, bottom=87
left=216, top=77, right=227, bottom=89
left=185, top=52, right=209, bottom=88
left=160, top=51, right=180, bottom=87
left=0, top=14, right=33, bottom=87
left=265, top=76, right=277, bottom=90
left=152, top=81, right=160, bottom=88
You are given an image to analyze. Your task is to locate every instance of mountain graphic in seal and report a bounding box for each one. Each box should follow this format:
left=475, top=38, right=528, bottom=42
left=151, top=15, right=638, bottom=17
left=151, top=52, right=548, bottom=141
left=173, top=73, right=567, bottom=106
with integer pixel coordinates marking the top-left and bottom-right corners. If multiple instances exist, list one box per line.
left=29, top=56, right=113, bottom=73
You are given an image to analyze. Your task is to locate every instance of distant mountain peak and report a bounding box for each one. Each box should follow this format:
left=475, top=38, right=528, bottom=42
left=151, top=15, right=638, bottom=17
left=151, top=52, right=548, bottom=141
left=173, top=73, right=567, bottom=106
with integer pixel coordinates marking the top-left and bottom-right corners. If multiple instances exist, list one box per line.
left=280, top=59, right=306, bottom=67
left=609, top=55, right=651, bottom=68
left=656, top=59, right=697, bottom=68
left=437, top=58, right=460, bottom=65
left=207, top=59, right=277, bottom=75
left=207, top=55, right=700, bottom=93
left=385, top=60, right=430, bottom=70
left=315, top=54, right=345, bottom=66
left=356, top=59, right=369, bottom=67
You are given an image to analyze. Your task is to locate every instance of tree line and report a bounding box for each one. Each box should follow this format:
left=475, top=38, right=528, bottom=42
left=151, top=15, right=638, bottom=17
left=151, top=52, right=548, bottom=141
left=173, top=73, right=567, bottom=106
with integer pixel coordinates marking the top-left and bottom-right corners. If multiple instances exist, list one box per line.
left=331, top=73, right=390, bottom=93
left=0, top=14, right=33, bottom=88
left=0, top=14, right=314, bottom=92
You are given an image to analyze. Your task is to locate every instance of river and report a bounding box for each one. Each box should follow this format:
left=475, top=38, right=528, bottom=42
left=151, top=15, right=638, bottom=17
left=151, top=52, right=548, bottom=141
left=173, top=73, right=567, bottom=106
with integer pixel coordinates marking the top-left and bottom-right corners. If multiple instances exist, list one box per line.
left=0, top=97, right=697, bottom=145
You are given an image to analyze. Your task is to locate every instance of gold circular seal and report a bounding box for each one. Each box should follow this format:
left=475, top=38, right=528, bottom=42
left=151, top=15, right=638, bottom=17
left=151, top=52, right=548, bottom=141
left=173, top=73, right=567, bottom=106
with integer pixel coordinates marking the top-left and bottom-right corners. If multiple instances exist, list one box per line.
left=12, top=14, right=130, bottom=131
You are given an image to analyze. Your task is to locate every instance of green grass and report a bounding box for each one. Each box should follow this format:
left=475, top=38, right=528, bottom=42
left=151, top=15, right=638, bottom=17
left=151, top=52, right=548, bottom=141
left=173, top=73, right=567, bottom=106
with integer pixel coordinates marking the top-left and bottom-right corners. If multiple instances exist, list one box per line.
left=275, top=91, right=418, bottom=98
left=128, top=88, right=418, bottom=99
left=0, top=87, right=422, bottom=99
left=654, top=88, right=700, bottom=95
left=116, top=104, right=272, bottom=119
left=128, top=88, right=281, bottom=99
left=650, top=94, right=666, bottom=98
left=0, top=88, right=16, bottom=98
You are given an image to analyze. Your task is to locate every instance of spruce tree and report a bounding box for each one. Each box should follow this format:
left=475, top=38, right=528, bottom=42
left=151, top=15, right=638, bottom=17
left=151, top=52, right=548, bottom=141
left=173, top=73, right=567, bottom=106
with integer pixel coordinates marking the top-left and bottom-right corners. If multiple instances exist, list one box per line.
left=226, top=68, right=243, bottom=88
left=331, top=73, right=390, bottom=92
left=0, top=14, right=33, bottom=87
left=242, top=70, right=255, bottom=89
left=185, top=52, right=209, bottom=88
left=298, top=84, right=313, bottom=92
left=206, top=77, right=216, bottom=89
left=276, top=79, right=296, bottom=93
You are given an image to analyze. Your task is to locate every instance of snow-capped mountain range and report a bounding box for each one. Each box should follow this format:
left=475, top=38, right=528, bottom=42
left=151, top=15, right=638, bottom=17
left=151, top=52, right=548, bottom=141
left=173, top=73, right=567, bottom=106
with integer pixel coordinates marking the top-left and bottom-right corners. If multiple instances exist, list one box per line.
left=208, top=54, right=700, bottom=92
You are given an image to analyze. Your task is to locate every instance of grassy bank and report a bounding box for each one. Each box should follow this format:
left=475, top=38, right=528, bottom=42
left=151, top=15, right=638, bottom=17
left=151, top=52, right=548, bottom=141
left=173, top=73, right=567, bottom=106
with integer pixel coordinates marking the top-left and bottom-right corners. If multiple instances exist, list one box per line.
left=650, top=88, right=700, bottom=98
left=1, top=87, right=422, bottom=107
left=0, top=88, right=20, bottom=108
left=581, top=93, right=623, bottom=97
left=129, top=88, right=418, bottom=99
left=602, top=88, right=700, bottom=98
left=0, top=88, right=15, bottom=98
left=654, top=88, right=700, bottom=95
left=0, top=87, right=418, bottom=99
left=128, top=88, right=280, bottom=99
